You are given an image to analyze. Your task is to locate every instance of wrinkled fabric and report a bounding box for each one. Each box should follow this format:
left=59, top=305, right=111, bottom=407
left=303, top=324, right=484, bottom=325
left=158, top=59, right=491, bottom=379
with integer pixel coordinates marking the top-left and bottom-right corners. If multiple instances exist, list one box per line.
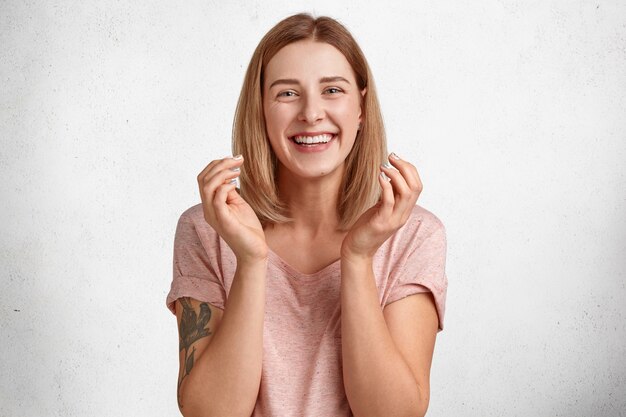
left=166, top=203, right=448, bottom=417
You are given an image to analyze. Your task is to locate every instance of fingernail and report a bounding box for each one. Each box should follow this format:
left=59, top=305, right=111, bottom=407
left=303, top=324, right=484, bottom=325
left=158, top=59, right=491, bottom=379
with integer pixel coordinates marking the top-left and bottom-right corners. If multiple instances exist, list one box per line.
left=229, top=177, right=240, bottom=188
left=232, top=154, right=243, bottom=160
left=382, top=162, right=392, bottom=169
left=229, top=167, right=240, bottom=172
left=390, top=152, right=400, bottom=160
left=380, top=171, right=390, bottom=181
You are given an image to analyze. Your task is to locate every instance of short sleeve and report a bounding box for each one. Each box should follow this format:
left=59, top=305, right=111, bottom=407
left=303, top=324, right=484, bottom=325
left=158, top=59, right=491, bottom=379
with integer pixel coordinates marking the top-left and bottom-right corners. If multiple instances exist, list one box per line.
left=165, top=211, right=227, bottom=315
left=385, top=220, right=448, bottom=331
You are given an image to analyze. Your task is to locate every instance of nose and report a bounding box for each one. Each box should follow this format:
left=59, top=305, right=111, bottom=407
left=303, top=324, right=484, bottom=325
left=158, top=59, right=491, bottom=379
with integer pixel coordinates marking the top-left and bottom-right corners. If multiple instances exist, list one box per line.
left=298, top=93, right=325, bottom=124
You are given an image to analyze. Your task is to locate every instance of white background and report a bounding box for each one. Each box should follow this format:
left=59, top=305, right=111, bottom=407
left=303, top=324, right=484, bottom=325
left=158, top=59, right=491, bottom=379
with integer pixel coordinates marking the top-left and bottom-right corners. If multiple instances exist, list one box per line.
left=1, top=1, right=625, bottom=416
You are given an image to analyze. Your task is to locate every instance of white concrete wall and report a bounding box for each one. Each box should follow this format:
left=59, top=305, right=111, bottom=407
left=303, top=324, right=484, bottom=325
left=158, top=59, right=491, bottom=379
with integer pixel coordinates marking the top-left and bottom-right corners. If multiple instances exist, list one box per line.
left=1, top=1, right=625, bottom=415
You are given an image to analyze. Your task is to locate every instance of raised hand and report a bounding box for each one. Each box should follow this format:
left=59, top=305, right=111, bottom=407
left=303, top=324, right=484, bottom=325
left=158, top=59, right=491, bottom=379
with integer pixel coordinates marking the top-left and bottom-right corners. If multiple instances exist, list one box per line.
left=197, top=155, right=268, bottom=264
left=341, top=152, right=423, bottom=261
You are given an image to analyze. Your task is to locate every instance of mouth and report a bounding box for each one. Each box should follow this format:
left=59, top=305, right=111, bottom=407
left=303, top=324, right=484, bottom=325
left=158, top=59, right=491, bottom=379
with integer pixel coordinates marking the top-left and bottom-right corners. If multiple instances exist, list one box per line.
left=289, top=133, right=338, bottom=147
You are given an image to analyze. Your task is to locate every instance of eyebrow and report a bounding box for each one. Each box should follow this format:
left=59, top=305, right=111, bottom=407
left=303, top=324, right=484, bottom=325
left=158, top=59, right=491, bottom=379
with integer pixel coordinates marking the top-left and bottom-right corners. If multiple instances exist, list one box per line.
left=268, top=76, right=351, bottom=89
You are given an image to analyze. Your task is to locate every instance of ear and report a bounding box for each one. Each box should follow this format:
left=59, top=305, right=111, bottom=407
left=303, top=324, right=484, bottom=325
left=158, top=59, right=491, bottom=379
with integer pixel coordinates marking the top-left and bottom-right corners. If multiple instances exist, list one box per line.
left=358, top=87, right=367, bottom=121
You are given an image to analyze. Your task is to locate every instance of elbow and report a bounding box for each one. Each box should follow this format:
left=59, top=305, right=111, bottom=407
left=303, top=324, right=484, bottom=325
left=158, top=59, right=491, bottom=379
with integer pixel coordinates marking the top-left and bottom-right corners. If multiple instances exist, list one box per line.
left=407, top=385, right=430, bottom=417
left=414, top=402, right=429, bottom=417
left=176, top=387, right=213, bottom=417
left=406, top=402, right=429, bottom=417
left=178, top=391, right=253, bottom=417
left=177, top=391, right=202, bottom=417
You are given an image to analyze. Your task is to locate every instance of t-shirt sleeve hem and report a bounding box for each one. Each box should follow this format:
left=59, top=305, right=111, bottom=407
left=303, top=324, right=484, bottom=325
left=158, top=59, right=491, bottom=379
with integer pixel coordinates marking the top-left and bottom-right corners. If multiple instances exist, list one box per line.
left=384, top=280, right=447, bottom=332
left=166, top=275, right=226, bottom=315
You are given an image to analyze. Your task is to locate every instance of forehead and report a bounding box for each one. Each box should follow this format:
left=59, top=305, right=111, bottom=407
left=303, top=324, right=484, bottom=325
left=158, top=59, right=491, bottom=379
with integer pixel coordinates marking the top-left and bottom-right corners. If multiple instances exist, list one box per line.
left=264, top=40, right=355, bottom=85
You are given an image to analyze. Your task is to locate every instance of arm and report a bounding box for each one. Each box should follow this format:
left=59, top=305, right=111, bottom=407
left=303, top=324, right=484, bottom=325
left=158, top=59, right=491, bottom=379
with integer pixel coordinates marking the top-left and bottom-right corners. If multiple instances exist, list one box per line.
left=175, top=155, right=269, bottom=416
left=341, top=153, right=437, bottom=416
left=175, top=259, right=267, bottom=417
left=340, top=256, right=438, bottom=417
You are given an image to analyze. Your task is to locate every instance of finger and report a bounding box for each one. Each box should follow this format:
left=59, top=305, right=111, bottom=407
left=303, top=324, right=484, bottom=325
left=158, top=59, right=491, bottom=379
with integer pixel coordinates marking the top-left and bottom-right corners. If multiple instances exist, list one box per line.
left=380, top=162, right=410, bottom=198
left=388, top=153, right=422, bottom=193
left=225, top=182, right=242, bottom=204
left=380, top=161, right=416, bottom=219
left=197, top=155, right=244, bottom=185
left=213, top=182, right=238, bottom=224
left=202, top=155, right=243, bottom=185
left=386, top=154, right=422, bottom=213
left=200, top=168, right=241, bottom=206
left=378, top=171, right=395, bottom=219
left=196, top=159, right=221, bottom=183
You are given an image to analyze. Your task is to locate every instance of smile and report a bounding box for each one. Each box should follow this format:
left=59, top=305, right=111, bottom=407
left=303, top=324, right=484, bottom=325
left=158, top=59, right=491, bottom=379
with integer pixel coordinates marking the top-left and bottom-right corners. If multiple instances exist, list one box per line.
left=290, top=133, right=336, bottom=146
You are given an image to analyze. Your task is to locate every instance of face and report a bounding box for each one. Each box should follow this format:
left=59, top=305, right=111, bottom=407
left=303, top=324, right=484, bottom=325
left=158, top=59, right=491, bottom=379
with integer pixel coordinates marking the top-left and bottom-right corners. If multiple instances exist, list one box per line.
left=263, top=40, right=365, bottom=180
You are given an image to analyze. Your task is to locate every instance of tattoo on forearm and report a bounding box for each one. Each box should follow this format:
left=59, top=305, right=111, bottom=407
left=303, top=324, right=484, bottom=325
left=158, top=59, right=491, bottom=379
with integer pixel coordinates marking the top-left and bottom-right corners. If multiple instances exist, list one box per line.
left=177, top=297, right=212, bottom=408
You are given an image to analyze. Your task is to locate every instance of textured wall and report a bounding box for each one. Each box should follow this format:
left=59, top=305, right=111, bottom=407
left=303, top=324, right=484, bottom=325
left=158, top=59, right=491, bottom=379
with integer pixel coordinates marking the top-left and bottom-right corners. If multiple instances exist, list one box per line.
left=1, top=1, right=625, bottom=416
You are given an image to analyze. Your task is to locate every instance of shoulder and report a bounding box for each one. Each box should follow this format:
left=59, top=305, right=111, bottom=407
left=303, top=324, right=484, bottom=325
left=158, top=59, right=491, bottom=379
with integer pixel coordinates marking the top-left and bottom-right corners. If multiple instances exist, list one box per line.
left=395, top=204, right=446, bottom=247
left=377, top=203, right=446, bottom=265
left=176, top=203, right=220, bottom=243
left=179, top=202, right=206, bottom=224
left=407, top=204, right=445, bottom=231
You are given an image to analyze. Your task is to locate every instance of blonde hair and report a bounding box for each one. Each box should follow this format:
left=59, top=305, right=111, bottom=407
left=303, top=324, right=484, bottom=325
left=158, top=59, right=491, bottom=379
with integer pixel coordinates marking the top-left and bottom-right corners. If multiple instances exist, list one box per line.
left=232, top=13, right=387, bottom=230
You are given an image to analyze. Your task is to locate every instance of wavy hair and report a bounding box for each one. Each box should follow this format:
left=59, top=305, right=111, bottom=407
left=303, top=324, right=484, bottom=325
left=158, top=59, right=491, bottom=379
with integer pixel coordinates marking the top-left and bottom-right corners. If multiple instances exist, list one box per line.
left=232, top=13, right=387, bottom=230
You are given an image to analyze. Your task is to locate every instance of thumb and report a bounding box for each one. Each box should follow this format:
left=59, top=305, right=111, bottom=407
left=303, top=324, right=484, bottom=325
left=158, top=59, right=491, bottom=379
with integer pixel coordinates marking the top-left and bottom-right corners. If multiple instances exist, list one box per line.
left=226, top=185, right=244, bottom=205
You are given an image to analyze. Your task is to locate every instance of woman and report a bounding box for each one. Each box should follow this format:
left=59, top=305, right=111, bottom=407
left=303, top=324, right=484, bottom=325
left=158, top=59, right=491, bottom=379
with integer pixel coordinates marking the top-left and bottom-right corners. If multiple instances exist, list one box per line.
left=166, top=13, right=448, bottom=417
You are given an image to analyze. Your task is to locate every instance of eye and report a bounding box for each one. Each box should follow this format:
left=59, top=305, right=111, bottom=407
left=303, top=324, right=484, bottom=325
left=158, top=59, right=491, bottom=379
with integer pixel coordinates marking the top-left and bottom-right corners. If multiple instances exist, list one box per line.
left=277, top=90, right=297, bottom=98
left=324, top=87, right=343, bottom=95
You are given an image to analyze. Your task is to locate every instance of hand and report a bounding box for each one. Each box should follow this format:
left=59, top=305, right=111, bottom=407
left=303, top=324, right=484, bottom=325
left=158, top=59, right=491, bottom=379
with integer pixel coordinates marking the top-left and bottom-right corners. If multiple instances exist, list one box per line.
left=341, top=152, right=423, bottom=261
left=197, top=155, right=268, bottom=264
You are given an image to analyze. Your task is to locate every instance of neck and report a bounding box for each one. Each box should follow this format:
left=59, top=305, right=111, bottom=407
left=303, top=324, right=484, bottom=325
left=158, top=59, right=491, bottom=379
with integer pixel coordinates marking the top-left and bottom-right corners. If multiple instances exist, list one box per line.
left=274, top=165, right=344, bottom=236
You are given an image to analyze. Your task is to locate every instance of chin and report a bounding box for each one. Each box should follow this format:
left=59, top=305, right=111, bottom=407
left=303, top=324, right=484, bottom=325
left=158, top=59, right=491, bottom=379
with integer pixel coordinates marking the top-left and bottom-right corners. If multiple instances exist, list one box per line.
left=297, top=163, right=344, bottom=179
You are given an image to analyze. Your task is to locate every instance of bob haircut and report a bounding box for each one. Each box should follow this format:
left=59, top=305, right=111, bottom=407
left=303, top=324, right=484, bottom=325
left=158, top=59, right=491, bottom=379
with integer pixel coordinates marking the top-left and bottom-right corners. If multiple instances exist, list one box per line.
left=232, top=13, right=387, bottom=230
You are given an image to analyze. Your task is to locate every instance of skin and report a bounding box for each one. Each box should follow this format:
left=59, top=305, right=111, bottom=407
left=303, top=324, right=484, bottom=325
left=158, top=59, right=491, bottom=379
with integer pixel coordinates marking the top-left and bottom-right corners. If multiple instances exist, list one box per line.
left=261, top=40, right=366, bottom=272
left=177, top=297, right=212, bottom=408
left=193, top=39, right=436, bottom=416
left=262, top=40, right=363, bottom=182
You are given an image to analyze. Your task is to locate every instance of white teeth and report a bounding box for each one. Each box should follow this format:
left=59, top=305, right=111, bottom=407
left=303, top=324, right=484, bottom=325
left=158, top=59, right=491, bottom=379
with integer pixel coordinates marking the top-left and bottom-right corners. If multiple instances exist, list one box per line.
left=292, top=134, right=334, bottom=144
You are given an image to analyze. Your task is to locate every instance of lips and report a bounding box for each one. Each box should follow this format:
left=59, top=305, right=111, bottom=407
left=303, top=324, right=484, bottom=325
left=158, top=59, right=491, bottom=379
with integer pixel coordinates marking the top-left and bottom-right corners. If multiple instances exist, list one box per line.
left=287, top=132, right=338, bottom=153
left=291, top=133, right=333, bottom=145
left=288, top=132, right=338, bottom=146
left=289, top=131, right=337, bottom=137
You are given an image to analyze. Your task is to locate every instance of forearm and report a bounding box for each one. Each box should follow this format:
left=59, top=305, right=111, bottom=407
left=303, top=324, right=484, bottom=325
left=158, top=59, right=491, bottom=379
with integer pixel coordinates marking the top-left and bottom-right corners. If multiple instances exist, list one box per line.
left=340, top=256, right=426, bottom=417
left=180, top=259, right=267, bottom=417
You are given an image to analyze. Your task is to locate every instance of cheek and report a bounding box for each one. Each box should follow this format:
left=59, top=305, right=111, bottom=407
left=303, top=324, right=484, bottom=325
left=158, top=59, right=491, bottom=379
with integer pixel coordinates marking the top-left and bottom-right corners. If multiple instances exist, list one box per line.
left=265, top=111, right=291, bottom=153
left=266, top=105, right=292, bottom=133
left=334, top=99, right=361, bottom=121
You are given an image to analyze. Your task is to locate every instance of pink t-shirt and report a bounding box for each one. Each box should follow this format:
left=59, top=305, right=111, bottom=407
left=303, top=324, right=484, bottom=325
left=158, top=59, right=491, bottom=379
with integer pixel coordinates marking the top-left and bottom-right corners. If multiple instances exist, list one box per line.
left=166, top=203, right=448, bottom=417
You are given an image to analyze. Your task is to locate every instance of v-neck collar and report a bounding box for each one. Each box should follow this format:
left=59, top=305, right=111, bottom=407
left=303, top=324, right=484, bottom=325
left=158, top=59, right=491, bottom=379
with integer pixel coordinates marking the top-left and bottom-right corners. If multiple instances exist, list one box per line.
left=268, top=248, right=341, bottom=279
